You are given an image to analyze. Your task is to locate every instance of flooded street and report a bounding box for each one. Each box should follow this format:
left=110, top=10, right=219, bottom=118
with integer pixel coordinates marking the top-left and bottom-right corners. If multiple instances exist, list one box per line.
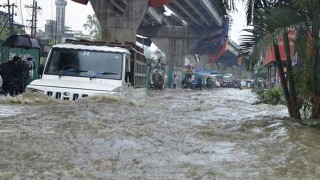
left=0, top=88, right=320, bottom=179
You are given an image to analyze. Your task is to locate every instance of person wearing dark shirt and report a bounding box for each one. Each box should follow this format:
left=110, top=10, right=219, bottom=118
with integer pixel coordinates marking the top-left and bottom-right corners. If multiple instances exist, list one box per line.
left=0, top=58, right=16, bottom=96
left=0, top=56, right=24, bottom=96
left=13, top=57, right=26, bottom=94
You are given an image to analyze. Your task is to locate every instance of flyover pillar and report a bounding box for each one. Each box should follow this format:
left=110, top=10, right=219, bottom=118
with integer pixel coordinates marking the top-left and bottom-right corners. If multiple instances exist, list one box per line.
left=151, top=37, right=197, bottom=68
left=91, top=0, right=149, bottom=43
left=139, top=26, right=204, bottom=68
left=150, top=36, right=197, bottom=88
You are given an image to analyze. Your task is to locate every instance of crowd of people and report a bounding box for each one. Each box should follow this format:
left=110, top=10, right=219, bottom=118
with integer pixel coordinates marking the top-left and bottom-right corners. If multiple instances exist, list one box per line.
left=176, top=65, right=218, bottom=90
left=0, top=56, right=34, bottom=96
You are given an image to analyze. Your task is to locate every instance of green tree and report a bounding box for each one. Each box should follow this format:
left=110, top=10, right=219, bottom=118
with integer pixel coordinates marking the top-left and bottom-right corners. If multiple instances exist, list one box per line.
left=37, top=29, right=46, bottom=38
left=240, top=7, right=300, bottom=118
left=83, top=14, right=101, bottom=41
left=237, top=0, right=320, bottom=120
left=0, top=22, right=24, bottom=41
left=154, top=49, right=165, bottom=62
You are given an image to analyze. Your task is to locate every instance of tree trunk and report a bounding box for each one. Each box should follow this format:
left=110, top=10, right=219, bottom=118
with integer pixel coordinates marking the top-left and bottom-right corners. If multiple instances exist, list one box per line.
left=311, top=8, right=320, bottom=118
left=274, top=43, right=293, bottom=118
left=283, top=30, right=301, bottom=119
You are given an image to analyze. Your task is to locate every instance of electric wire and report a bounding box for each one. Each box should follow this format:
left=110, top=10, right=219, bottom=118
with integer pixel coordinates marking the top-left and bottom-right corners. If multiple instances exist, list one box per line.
left=16, top=0, right=26, bottom=33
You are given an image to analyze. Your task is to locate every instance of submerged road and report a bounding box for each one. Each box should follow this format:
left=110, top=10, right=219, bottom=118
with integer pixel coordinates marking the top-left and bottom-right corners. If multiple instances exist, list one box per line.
left=0, top=88, right=319, bottom=179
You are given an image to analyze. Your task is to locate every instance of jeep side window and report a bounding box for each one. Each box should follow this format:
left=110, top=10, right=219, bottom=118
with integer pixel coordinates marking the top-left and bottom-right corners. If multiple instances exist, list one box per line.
left=46, top=50, right=60, bottom=73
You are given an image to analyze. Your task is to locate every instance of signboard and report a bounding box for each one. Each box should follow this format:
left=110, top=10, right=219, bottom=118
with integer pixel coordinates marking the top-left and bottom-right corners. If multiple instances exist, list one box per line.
left=263, top=30, right=295, bottom=65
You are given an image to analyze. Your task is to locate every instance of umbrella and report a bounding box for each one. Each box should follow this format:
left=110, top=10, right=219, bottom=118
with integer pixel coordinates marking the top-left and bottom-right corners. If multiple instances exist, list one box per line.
left=2, top=34, right=40, bottom=49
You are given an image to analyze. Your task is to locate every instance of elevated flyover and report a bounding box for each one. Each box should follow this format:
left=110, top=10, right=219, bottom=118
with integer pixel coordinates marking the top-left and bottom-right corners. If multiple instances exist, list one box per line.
left=71, top=0, right=240, bottom=68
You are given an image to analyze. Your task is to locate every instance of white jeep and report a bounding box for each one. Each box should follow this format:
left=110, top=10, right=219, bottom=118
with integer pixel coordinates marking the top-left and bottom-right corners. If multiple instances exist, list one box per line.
left=27, top=40, right=147, bottom=101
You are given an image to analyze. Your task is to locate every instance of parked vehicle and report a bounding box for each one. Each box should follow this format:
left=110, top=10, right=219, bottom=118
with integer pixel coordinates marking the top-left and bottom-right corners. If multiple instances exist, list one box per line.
left=150, top=63, right=167, bottom=90
left=221, top=73, right=234, bottom=87
left=26, top=39, right=147, bottom=100
left=191, top=77, right=203, bottom=90
left=206, top=74, right=221, bottom=88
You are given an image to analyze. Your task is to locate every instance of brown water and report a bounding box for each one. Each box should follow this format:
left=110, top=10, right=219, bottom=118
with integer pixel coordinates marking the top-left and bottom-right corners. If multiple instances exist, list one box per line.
left=0, top=88, right=319, bottom=179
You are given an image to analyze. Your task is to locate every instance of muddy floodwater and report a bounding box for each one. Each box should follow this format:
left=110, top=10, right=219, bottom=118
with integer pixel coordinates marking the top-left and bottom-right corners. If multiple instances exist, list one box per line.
left=0, top=88, right=320, bottom=179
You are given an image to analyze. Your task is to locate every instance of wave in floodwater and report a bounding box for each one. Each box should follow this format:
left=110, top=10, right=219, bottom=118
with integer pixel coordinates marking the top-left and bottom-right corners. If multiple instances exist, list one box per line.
left=0, top=88, right=319, bottom=179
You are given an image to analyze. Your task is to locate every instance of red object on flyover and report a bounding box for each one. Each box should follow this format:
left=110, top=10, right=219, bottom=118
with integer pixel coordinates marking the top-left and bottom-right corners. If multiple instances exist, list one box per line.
left=149, top=0, right=174, bottom=7
left=209, top=39, right=228, bottom=64
left=71, top=0, right=89, bottom=5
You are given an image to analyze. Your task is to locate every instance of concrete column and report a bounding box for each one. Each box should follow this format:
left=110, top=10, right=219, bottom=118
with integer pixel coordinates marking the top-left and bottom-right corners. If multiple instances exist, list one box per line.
left=140, top=26, right=206, bottom=68
left=91, top=0, right=148, bottom=43
left=151, top=37, right=198, bottom=68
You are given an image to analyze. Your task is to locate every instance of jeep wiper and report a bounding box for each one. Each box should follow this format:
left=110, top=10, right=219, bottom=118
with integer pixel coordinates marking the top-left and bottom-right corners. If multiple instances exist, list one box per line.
left=90, top=71, right=119, bottom=80
left=59, top=69, right=88, bottom=78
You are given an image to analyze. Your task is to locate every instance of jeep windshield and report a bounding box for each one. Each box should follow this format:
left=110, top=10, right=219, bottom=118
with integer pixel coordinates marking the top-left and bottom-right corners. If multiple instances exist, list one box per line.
left=44, top=48, right=123, bottom=80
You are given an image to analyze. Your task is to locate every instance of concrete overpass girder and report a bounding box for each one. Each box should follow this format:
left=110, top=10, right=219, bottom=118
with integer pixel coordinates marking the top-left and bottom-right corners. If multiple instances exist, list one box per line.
left=167, top=1, right=201, bottom=26
left=91, top=0, right=149, bottom=43
left=183, top=0, right=211, bottom=26
left=146, top=7, right=164, bottom=25
left=200, top=0, right=222, bottom=26
left=139, top=26, right=212, bottom=39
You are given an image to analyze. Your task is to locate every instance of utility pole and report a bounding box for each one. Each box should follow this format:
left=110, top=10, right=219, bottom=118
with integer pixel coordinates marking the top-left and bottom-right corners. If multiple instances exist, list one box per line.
left=26, top=0, right=41, bottom=37
left=1, top=0, right=17, bottom=35
left=7, top=0, right=12, bottom=35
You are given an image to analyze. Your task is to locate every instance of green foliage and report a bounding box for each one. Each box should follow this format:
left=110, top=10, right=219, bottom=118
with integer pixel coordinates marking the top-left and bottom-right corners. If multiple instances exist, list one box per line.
left=83, top=14, right=101, bottom=41
left=37, top=29, right=46, bottom=38
left=0, top=23, right=24, bottom=41
left=256, top=65, right=267, bottom=80
left=154, top=49, right=165, bottom=61
left=207, top=0, right=234, bottom=17
left=253, top=87, right=286, bottom=105
left=294, top=68, right=320, bottom=119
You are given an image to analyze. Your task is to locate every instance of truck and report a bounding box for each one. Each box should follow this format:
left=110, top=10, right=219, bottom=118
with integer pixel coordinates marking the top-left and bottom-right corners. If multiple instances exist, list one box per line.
left=221, top=73, right=234, bottom=87
left=149, top=60, right=167, bottom=90
left=26, top=39, right=147, bottom=101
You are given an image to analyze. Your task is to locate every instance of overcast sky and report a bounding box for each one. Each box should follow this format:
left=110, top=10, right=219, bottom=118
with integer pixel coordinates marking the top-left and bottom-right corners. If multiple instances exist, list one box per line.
left=1, top=0, right=247, bottom=43
left=1, top=0, right=94, bottom=33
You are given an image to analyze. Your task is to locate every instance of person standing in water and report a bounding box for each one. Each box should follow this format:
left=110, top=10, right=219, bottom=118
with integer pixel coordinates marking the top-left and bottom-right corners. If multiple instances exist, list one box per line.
left=172, top=74, right=178, bottom=89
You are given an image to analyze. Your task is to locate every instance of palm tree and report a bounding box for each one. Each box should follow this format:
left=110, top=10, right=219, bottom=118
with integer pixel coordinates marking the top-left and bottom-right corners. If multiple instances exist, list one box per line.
left=292, top=0, right=320, bottom=119
left=245, top=1, right=319, bottom=119
left=210, top=0, right=298, bottom=117
left=239, top=6, right=300, bottom=118
left=210, top=0, right=320, bottom=120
